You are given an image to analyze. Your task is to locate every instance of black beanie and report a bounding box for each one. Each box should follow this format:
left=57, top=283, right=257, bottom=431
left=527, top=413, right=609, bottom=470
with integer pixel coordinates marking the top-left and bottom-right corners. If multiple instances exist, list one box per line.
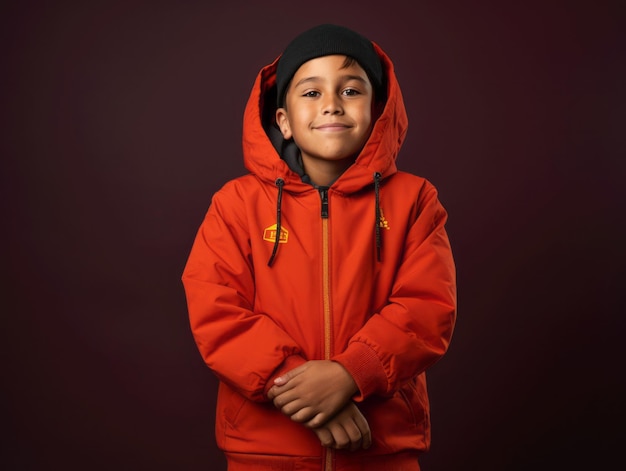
left=276, top=24, right=384, bottom=107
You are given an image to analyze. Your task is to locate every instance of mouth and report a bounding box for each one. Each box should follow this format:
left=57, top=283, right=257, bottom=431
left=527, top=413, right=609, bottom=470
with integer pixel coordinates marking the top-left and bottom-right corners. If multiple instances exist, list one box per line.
left=314, top=123, right=351, bottom=132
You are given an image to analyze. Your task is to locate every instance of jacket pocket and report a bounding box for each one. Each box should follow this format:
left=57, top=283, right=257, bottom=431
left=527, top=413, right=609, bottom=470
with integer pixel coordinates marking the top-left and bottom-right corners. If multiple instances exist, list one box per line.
left=218, top=382, right=247, bottom=426
left=401, top=374, right=431, bottom=450
left=361, top=375, right=431, bottom=453
left=398, top=375, right=429, bottom=431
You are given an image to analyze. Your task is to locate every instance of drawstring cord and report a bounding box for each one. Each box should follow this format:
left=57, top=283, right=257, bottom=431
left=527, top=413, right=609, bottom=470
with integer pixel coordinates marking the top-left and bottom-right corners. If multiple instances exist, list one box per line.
left=374, top=172, right=382, bottom=262
left=267, top=178, right=284, bottom=266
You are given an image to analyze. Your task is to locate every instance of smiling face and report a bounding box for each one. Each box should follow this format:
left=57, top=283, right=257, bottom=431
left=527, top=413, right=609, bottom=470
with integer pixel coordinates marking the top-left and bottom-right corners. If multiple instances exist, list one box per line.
left=275, top=55, right=375, bottom=185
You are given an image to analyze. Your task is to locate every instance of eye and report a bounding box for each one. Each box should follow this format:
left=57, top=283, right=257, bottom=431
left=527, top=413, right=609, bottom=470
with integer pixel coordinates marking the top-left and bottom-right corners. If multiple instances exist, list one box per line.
left=302, top=90, right=320, bottom=97
left=342, top=88, right=360, bottom=96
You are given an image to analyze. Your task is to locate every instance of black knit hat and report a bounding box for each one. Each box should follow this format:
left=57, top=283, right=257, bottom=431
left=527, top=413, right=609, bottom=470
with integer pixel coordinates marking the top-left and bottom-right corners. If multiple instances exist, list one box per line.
left=276, top=24, right=384, bottom=107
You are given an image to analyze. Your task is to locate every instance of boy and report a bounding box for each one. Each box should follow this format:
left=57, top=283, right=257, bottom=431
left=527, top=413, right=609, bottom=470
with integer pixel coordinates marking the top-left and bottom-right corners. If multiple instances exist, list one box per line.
left=182, top=24, right=457, bottom=470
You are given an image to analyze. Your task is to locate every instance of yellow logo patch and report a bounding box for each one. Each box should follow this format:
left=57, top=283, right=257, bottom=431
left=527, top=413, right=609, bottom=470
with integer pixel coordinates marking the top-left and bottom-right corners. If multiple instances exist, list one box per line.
left=379, top=209, right=390, bottom=230
left=263, top=224, right=289, bottom=244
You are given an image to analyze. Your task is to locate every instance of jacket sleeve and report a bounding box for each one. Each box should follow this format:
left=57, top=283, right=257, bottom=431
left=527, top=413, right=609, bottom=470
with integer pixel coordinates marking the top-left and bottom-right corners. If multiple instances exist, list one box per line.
left=332, top=182, right=457, bottom=400
left=181, top=183, right=306, bottom=402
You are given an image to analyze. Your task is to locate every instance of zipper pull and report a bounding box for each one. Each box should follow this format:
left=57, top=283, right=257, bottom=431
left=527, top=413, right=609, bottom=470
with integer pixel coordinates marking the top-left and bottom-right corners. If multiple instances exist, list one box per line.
left=319, top=187, right=329, bottom=219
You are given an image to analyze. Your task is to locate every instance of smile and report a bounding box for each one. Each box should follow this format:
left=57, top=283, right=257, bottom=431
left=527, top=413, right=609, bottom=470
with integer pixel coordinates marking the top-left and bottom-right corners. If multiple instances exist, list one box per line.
left=314, top=123, right=351, bottom=131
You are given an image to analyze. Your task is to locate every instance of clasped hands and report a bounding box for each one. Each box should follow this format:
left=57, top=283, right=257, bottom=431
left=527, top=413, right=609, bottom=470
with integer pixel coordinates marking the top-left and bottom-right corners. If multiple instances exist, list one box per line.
left=267, top=360, right=371, bottom=451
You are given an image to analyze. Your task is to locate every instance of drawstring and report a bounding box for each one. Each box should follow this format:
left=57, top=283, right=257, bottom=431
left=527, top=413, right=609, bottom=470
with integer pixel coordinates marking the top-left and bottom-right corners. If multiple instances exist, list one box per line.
left=267, top=178, right=284, bottom=267
left=374, top=172, right=382, bottom=262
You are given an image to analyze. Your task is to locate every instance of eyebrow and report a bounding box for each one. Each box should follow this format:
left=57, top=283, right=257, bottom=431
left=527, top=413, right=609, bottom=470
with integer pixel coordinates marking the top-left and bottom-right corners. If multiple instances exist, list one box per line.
left=294, top=74, right=369, bottom=88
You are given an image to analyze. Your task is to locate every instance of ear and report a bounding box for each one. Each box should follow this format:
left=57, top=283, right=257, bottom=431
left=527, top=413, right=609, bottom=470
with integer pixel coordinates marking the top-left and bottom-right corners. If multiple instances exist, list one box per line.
left=275, top=108, right=293, bottom=140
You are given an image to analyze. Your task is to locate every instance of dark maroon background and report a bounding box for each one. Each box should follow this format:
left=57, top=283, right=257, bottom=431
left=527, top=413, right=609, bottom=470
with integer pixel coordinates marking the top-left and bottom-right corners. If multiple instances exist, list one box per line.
left=2, top=1, right=624, bottom=470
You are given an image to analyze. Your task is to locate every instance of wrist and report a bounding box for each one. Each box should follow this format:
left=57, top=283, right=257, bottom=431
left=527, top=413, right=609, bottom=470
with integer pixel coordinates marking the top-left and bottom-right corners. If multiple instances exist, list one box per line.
left=333, top=360, right=359, bottom=397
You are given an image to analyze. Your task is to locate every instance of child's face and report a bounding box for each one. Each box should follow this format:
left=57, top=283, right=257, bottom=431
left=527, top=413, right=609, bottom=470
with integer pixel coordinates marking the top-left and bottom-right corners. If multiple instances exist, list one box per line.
left=276, top=55, right=374, bottom=167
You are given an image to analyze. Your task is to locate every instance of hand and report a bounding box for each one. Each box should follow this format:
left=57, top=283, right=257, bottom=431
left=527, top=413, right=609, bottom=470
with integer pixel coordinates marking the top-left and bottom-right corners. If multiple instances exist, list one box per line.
left=267, top=360, right=358, bottom=428
left=312, top=402, right=372, bottom=451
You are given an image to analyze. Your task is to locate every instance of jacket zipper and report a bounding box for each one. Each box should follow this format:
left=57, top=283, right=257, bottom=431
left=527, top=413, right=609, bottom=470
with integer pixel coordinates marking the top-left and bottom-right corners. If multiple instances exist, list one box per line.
left=319, top=187, right=334, bottom=471
left=319, top=188, right=331, bottom=360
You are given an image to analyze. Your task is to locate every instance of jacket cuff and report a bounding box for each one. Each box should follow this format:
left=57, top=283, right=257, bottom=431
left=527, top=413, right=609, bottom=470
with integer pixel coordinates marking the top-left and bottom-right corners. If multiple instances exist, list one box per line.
left=332, top=342, right=387, bottom=401
left=263, top=354, right=307, bottom=399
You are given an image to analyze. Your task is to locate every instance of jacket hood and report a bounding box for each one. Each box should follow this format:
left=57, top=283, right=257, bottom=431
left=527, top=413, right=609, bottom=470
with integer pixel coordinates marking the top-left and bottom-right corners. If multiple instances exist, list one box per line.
left=242, top=43, right=408, bottom=194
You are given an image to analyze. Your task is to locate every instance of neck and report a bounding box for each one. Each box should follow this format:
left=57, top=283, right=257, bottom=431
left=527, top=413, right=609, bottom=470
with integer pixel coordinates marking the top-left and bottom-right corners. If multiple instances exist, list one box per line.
left=302, top=156, right=354, bottom=187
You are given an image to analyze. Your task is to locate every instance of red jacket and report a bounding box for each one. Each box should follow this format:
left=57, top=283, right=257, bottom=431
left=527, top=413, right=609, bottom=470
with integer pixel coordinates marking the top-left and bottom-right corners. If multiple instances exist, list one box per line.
left=182, top=43, right=457, bottom=469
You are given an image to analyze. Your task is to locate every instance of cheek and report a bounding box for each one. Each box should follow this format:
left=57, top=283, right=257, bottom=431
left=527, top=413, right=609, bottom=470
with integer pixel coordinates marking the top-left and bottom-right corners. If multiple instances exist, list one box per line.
left=361, top=107, right=373, bottom=130
left=290, top=111, right=310, bottom=135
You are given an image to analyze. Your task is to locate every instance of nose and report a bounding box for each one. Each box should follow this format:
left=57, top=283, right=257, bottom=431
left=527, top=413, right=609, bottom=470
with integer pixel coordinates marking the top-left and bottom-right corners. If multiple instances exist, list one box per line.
left=322, top=93, right=343, bottom=115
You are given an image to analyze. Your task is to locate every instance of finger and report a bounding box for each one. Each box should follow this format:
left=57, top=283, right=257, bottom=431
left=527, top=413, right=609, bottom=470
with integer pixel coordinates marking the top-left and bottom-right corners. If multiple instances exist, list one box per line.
left=288, top=403, right=328, bottom=428
left=361, top=427, right=372, bottom=450
left=280, top=399, right=308, bottom=416
left=304, top=412, right=329, bottom=429
left=354, top=416, right=371, bottom=449
left=360, top=427, right=372, bottom=450
left=271, top=389, right=298, bottom=409
left=341, top=419, right=363, bottom=452
left=274, top=363, right=308, bottom=386
left=268, top=380, right=297, bottom=399
left=288, top=406, right=317, bottom=423
left=328, top=424, right=350, bottom=450
left=313, top=427, right=334, bottom=448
